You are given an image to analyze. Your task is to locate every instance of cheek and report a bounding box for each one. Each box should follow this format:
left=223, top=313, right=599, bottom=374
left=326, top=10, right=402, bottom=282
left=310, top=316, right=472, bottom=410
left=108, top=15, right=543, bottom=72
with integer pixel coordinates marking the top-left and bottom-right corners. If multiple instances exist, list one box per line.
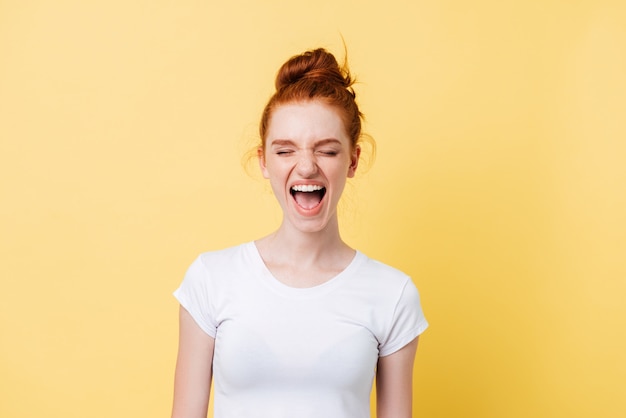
left=261, top=156, right=284, bottom=180
left=327, top=166, right=350, bottom=188
left=265, top=164, right=290, bottom=190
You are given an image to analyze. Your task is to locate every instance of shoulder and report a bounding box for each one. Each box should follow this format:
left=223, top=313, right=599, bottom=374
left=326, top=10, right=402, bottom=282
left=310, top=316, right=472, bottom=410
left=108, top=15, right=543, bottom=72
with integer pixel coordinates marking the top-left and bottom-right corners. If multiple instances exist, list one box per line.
left=355, top=253, right=413, bottom=289
left=345, top=252, right=422, bottom=308
left=347, top=253, right=428, bottom=354
left=195, top=242, right=250, bottom=268
left=183, top=242, right=253, bottom=286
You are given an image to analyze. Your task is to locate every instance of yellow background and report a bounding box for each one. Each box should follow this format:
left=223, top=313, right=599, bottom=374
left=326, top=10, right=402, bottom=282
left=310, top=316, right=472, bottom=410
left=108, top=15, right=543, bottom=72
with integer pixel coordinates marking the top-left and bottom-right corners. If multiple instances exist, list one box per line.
left=1, top=1, right=625, bottom=417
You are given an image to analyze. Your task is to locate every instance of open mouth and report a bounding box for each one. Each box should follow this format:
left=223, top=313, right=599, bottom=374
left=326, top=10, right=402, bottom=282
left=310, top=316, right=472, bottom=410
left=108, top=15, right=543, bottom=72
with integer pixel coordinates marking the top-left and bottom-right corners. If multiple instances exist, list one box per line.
left=290, top=185, right=326, bottom=210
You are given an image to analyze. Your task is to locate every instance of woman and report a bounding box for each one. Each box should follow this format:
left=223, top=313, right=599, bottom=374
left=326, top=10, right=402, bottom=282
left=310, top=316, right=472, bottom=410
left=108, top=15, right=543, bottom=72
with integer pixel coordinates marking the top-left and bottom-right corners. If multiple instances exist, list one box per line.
left=172, top=48, right=428, bottom=418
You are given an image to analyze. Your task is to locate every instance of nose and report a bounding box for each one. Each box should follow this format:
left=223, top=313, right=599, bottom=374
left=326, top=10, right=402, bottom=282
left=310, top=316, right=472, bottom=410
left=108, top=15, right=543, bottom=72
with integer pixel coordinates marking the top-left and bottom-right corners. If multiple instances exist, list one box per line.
left=295, top=152, right=318, bottom=177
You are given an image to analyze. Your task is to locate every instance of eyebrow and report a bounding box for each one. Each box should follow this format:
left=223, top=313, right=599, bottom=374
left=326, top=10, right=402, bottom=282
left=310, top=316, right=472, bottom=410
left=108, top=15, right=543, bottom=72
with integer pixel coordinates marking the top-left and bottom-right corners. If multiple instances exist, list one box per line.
left=269, top=138, right=343, bottom=147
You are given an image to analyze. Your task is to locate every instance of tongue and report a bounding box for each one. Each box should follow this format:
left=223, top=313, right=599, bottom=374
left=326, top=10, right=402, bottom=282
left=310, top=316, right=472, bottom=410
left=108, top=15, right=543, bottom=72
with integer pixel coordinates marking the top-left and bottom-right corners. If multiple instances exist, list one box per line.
left=294, top=191, right=323, bottom=209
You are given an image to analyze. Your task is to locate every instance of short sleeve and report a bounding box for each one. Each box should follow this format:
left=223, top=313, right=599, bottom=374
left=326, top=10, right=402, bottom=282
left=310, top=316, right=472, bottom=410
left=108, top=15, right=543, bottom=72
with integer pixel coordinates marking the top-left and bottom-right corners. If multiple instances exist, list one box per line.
left=173, top=256, right=218, bottom=338
left=378, top=279, right=429, bottom=357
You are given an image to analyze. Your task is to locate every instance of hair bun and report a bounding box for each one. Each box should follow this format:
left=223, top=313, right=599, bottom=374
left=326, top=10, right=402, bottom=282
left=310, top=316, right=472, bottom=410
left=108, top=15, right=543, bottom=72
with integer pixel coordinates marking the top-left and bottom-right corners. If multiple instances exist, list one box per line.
left=259, top=46, right=367, bottom=153
left=275, top=48, right=353, bottom=91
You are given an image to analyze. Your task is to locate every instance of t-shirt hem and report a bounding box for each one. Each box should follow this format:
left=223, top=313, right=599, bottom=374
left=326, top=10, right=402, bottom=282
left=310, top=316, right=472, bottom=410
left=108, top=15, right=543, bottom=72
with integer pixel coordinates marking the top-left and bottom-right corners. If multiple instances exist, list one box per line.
left=378, top=320, right=429, bottom=357
left=173, top=288, right=217, bottom=339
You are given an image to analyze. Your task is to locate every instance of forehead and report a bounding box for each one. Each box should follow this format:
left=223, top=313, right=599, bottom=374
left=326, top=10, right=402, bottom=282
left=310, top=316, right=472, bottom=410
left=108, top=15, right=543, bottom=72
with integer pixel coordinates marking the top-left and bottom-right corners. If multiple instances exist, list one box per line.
left=266, top=101, right=349, bottom=145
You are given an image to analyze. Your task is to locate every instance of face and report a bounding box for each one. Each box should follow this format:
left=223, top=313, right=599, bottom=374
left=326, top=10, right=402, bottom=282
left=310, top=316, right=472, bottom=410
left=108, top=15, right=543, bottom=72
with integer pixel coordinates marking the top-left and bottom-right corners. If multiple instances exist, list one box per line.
left=259, top=101, right=360, bottom=234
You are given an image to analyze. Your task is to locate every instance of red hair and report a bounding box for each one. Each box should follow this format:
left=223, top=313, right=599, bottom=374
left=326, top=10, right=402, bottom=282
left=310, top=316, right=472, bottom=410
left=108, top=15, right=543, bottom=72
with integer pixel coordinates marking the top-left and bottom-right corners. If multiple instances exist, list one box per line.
left=259, top=48, right=363, bottom=151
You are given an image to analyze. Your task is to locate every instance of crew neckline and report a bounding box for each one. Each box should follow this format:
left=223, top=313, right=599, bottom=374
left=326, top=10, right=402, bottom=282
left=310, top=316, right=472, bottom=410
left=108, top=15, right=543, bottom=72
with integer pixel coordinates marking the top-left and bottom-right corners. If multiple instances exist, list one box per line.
left=245, top=241, right=366, bottom=298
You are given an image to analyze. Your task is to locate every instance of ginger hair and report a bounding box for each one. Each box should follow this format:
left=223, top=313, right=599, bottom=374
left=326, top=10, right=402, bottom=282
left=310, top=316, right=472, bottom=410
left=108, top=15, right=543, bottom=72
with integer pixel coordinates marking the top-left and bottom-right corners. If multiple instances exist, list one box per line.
left=259, top=48, right=364, bottom=151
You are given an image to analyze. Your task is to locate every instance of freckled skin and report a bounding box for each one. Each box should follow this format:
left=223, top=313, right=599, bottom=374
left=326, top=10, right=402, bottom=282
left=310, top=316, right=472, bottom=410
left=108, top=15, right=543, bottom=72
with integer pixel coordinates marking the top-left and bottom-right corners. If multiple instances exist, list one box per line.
left=259, top=101, right=359, bottom=235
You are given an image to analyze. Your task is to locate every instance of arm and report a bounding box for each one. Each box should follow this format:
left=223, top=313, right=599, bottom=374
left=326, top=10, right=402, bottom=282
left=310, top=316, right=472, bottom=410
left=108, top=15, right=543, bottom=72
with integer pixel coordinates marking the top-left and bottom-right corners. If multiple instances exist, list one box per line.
left=376, top=336, right=419, bottom=418
left=171, top=305, right=215, bottom=418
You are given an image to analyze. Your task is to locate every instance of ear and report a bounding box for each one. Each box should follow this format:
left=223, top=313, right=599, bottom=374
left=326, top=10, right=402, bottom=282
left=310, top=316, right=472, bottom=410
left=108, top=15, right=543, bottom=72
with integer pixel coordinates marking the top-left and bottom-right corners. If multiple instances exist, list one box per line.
left=258, top=147, right=270, bottom=179
left=347, top=145, right=361, bottom=178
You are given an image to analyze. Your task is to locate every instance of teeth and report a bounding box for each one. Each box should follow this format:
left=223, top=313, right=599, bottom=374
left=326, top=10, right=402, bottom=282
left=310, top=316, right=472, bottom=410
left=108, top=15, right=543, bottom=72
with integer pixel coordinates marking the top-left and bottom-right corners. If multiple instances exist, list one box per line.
left=291, top=184, right=324, bottom=192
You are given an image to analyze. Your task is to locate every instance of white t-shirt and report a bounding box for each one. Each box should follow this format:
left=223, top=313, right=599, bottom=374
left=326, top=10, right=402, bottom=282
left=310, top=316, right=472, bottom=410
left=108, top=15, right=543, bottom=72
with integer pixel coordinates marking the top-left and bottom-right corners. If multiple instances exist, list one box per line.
left=174, top=242, right=428, bottom=418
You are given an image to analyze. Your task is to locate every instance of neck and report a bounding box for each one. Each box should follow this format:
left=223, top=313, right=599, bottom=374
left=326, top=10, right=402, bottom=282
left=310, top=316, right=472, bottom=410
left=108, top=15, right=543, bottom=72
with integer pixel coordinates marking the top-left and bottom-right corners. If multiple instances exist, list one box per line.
left=254, top=216, right=357, bottom=288
left=258, top=216, right=351, bottom=265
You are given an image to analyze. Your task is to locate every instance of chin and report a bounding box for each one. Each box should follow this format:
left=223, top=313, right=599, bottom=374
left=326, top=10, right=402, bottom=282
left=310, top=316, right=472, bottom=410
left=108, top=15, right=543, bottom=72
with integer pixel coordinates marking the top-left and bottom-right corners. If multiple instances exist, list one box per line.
left=287, top=214, right=333, bottom=234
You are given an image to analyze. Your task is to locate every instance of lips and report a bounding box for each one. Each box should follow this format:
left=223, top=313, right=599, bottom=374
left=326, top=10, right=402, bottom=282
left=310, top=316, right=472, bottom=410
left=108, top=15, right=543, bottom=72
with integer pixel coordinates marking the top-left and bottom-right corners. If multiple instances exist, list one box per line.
left=290, top=185, right=326, bottom=210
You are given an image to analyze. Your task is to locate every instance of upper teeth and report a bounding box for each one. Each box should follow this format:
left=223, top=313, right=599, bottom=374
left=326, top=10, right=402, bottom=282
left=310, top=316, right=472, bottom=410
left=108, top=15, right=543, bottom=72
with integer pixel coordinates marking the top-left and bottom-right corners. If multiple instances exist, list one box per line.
left=292, top=185, right=323, bottom=192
